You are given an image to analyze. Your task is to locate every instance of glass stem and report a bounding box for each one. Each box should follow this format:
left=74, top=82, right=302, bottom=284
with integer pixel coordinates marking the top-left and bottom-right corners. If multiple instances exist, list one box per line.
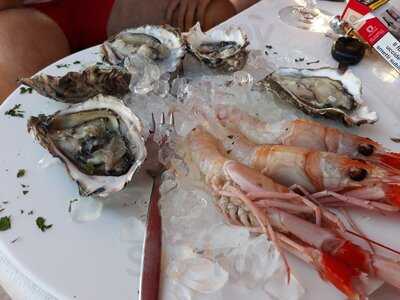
left=300, top=0, right=318, bottom=19
left=305, top=0, right=317, bottom=9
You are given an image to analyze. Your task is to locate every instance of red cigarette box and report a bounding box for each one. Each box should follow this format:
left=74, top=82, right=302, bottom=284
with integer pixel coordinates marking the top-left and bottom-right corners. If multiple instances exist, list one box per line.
left=342, top=0, right=400, bottom=72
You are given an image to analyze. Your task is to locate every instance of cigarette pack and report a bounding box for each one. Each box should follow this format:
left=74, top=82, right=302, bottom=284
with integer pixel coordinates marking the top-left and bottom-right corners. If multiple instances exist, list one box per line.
left=342, top=0, right=400, bottom=72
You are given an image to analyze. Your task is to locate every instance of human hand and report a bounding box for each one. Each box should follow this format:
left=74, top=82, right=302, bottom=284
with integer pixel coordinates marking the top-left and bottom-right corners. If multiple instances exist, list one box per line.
left=165, top=0, right=212, bottom=32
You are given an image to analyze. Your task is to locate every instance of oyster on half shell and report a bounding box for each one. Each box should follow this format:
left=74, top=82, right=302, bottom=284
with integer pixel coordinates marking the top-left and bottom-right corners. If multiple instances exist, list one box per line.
left=20, top=66, right=131, bottom=104
left=101, top=25, right=186, bottom=73
left=28, top=96, right=146, bottom=197
left=184, top=23, right=249, bottom=72
left=259, top=67, right=378, bottom=126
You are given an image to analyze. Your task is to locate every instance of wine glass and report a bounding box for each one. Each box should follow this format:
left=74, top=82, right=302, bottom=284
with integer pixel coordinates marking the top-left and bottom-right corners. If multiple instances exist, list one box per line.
left=279, top=0, right=333, bottom=33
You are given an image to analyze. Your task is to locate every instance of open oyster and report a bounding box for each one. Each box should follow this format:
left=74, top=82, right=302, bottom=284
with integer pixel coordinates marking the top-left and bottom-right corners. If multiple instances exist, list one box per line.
left=184, top=23, right=249, bottom=72
left=20, top=66, right=131, bottom=104
left=28, top=96, right=146, bottom=197
left=101, top=25, right=186, bottom=73
left=260, top=67, right=378, bottom=126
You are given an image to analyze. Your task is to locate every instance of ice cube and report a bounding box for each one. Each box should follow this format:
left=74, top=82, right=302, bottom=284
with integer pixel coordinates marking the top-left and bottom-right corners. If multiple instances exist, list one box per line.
left=70, top=197, right=103, bottom=222
left=264, top=269, right=305, bottom=300
left=233, top=71, right=254, bottom=88
left=168, top=256, right=229, bottom=294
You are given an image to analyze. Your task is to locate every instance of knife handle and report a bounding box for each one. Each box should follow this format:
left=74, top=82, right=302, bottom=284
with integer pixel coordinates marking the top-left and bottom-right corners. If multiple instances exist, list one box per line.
left=139, top=175, right=162, bottom=300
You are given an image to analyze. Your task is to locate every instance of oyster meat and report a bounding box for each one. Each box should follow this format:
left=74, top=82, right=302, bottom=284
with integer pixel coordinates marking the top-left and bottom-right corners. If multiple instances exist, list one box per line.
left=260, top=67, right=378, bottom=126
left=28, top=96, right=146, bottom=197
left=20, top=66, right=131, bottom=103
left=184, top=23, right=249, bottom=72
left=101, top=25, right=186, bottom=73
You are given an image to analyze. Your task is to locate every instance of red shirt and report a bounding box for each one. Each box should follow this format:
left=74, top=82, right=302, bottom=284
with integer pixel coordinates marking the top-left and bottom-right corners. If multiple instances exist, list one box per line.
left=25, top=0, right=116, bottom=51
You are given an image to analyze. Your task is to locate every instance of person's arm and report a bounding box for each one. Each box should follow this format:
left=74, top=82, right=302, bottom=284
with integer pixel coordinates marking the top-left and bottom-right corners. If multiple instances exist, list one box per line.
left=230, top=0, right=259, bottom=12
left=166, top=0, right=236, bottom=32
left=0, top=0, right=22, bottom=10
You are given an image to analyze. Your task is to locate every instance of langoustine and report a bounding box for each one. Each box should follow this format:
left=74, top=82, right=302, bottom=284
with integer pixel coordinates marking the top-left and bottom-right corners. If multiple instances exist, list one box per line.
left=212, top=127, right=400, bottom=212
left=186, top=127, right=400, bottom=299
left=215, top=104, right=400, bottom=170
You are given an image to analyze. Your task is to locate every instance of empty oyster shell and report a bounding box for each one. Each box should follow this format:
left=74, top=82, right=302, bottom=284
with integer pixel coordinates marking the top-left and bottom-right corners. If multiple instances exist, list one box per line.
left=260, top=67, right=378, bottom=126
left=184, top=23, right=249, bottom=72
left=101, top=25, right=186, bottom=73
left=20, top=66, right=131, bottom=104
left=28, top=96, right=146, bottom=197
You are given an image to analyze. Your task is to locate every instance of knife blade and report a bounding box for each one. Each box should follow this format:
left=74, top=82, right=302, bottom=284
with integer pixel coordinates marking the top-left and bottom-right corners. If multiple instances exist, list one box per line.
left=139, top=173, right=162, bottom=300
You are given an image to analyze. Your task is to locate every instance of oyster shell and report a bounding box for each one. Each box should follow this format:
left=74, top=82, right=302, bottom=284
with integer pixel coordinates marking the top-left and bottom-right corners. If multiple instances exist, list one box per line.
left=101, top=25, right=186, bottom=73
left=20, top=66, right=131, bottom=104
left=184, top=23, right=249, bottom=72
left=260, top=67, right=378, bottom=126
left=28, top=96, right=146, bottom=197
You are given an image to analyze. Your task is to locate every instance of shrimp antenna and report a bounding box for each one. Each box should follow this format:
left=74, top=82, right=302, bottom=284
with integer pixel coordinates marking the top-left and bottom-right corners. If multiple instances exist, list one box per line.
left=346, top=229, right=400, bottom=256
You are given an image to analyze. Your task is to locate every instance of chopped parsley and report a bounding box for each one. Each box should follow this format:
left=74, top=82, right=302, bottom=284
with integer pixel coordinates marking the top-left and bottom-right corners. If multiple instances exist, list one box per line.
left=28, top=210, right=34, bottom=215
left=17, top=169, right=26, bottom=178
left=0, top=209, right=5, bottom=213
left=81, top=163, right=95, bottom=175
left=68, top=199, right=79, bottom=213
left=10, top=237, right=19, bottom=244
left=96, top=62, right=103, bottom=65
left=21, top=184, right=29, bottom=188
left=0, top=216, right=11, bottom=231
left=36, top=217, right=52, bottom=232
left=295, top=57, right=305, bottom=62
left=391, top=137, right=400, bottom=143
left=5, top=104, right=24, bottom=118
left=265, top=45, right=273, bottom=49
left=73, top=61, right=81, bottom=64
left=306, top=60, right=320, bottom=65
left=22, top=191, right=29, bottom=195
left=20, top=210, right=24, bottom=214
left=56, top=63, right=70, bottom=68
left=20, top=87, right=33, bottom=94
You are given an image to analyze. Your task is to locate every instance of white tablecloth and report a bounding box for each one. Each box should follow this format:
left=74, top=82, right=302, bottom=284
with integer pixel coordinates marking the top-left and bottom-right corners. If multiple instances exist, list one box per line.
left=1, top=0, right=399, bottom=299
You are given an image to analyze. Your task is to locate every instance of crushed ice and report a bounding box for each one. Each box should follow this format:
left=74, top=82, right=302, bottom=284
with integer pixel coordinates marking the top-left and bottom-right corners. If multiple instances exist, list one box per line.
left=155, top=51, right=312, bottom=299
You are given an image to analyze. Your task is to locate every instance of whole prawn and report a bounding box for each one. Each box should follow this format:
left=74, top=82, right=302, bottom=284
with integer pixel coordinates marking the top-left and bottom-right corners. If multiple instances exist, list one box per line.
left=210, top=125, right=400, bottom=212
left=186, top=127, right=400, bottom=299
left=215, top=104, right=400, bottom=170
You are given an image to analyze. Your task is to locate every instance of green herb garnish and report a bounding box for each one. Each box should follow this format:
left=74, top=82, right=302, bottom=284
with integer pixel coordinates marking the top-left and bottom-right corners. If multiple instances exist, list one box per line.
left=36, top=217, right=52, bottom=232
left=17, top=169, right=26, bottom=178
left=22, top=191, right=29, bottom=195
left=73, top=61, right=81, bottom=64
left=20, top=210, right=24, bottom=214
left=28, top=210, right=34, bottom=215
left=20, top=87, right=33, bottom=94
left=0, top=216, right=11, bottom=231
left=10, top=237, right=19, bottom=244
left=56, top=64, right=70, bottom=68
left=5, top=104, right=24, bottom=118
left=81, top=163, right=95, bottom=175
left=0, top=209, right=5, bottom=213
left=68, top=199, right=79, bottom=213
left=96, top=62, right=103, bottom=65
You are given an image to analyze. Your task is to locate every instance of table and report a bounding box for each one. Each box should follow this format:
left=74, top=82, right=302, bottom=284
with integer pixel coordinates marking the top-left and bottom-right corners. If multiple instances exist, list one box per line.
left=0, top=0, right=399, bottom=299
